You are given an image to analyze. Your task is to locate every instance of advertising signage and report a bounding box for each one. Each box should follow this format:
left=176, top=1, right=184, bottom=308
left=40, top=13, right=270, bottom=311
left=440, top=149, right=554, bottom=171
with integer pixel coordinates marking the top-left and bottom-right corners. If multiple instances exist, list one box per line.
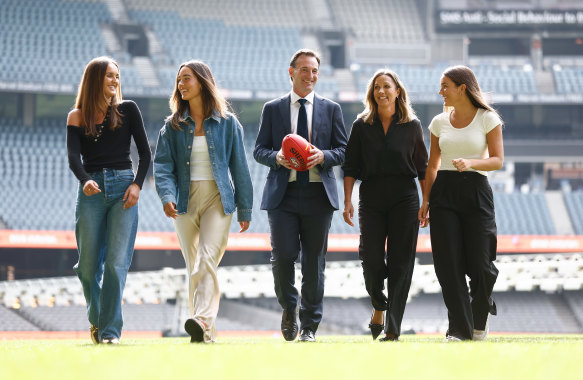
left=436, top=9, right=583, bottom=31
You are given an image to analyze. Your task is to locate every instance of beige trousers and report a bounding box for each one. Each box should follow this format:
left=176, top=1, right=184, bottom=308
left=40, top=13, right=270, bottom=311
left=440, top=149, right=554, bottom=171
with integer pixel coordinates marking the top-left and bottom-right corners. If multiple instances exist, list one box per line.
left=174, top=180, right=232, bottom=342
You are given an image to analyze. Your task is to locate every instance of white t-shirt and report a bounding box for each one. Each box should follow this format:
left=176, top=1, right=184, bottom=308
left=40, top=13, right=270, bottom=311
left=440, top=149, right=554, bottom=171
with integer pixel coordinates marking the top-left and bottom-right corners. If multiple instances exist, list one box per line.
left=190, top=136, right=215, bottom=181
left=428, top=108, right=501, bottom=176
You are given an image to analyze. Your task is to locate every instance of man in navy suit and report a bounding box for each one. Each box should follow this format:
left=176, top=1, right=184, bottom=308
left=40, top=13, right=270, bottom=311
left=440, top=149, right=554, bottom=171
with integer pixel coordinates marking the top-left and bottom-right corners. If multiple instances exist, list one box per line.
left=253, top=49, right=347, bottom=342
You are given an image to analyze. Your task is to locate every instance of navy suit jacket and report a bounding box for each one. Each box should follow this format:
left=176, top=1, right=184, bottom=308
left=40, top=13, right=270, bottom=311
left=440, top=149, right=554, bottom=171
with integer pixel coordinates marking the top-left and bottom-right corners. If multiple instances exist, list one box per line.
left=253, top=93, right=348, bottom=210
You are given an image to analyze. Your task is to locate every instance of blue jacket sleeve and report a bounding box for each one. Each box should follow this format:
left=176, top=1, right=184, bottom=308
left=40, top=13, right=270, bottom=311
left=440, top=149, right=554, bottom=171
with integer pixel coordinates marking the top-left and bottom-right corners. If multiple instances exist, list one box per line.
left=229, top=116, right=253, bottom=222
left=321, top=102, right=348, bottom=170
left=253, top=102, right=280, bottom=169
left=153, top=125, right=178, bottom=207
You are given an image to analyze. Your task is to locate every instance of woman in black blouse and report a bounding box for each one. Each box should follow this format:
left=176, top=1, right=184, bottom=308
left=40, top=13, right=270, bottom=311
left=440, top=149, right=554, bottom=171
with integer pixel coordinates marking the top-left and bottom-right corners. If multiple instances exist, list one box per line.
left=66, top=56, right=151, bottom=344
left=342, top=69, right=427, bottom=341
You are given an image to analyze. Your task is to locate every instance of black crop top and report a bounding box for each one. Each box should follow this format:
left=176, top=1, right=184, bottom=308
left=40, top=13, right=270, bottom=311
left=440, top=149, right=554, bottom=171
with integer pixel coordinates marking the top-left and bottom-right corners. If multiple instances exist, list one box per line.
left=66, top=100, right=151, bottom=188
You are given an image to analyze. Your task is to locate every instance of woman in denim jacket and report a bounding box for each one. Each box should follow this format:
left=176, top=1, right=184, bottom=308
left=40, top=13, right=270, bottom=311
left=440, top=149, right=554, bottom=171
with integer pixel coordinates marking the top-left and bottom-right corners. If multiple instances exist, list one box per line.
left=154, top=60, right=253, bottom=343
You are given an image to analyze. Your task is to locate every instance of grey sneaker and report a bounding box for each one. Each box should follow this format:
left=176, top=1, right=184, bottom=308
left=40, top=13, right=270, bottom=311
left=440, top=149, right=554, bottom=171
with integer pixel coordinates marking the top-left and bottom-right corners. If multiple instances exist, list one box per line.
left=90, top=325, right=99, bottom=344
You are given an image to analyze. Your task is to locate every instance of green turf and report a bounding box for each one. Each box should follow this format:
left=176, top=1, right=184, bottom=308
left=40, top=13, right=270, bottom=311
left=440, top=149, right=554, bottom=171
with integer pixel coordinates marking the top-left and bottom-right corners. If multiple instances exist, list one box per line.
left=1, top=335, right=582, bottom=380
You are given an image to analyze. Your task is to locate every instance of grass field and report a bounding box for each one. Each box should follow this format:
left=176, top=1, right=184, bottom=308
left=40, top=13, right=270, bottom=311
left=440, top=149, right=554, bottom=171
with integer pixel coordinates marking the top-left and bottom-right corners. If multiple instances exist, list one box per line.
left=1, top=335, right=583, bottom=380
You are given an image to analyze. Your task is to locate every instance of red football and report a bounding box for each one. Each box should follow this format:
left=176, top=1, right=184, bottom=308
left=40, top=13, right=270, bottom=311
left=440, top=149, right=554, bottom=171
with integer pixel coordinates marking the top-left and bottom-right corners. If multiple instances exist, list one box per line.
left=281, top=134, right=313, bottom=171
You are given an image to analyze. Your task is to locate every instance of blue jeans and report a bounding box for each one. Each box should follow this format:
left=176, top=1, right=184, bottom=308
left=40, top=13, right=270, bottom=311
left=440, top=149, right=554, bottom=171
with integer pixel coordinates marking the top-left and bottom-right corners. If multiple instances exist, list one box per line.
left=74, top=168, right=138, bottom=340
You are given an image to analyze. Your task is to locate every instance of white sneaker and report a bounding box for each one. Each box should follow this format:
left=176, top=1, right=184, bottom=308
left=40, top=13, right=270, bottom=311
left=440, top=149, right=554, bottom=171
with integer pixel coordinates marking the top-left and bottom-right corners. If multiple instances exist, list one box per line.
left=473, top=315, right=490, bottom=341
left=446, top=335, right=462, bottom=342
left=100, top=337, right=120, bottom=344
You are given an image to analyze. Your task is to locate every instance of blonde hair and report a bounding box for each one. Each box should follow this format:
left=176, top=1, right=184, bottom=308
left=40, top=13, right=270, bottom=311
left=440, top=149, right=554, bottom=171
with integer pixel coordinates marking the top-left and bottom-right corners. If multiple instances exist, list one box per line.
left=358, top=69, right=417, bottom=125
left=74, top=56, right=123, bottom=136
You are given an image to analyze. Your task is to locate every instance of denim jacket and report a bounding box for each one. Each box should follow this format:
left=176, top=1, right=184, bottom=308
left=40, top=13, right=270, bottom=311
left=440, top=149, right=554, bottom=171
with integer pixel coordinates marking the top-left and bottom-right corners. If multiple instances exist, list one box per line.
left=154, top=110, right=253, bottom=222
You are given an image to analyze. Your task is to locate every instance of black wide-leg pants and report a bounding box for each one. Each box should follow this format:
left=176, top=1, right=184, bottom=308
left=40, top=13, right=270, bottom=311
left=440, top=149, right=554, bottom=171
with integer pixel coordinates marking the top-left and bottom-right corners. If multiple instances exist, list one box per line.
left=429, top=171, right=498, bottom=340
left=358, top=176, right=420, bottom=337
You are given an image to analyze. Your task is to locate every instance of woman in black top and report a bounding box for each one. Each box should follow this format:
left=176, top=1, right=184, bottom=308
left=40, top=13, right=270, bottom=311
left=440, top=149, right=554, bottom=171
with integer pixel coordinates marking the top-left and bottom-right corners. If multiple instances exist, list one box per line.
left=66, top=56, right=151, bottom=344
left=342, top=69, right=427, bottom=341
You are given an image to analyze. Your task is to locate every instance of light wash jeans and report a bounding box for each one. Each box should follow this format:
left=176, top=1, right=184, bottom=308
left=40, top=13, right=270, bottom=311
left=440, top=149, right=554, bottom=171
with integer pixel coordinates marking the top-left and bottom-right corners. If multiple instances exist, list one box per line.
left=74, top=168, right=138, bottom=341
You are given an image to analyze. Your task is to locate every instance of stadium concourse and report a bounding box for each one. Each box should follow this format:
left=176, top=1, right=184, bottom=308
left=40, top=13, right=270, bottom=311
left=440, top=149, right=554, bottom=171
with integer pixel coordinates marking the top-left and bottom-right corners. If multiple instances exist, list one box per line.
left=1, top=0, right=583, bottom=337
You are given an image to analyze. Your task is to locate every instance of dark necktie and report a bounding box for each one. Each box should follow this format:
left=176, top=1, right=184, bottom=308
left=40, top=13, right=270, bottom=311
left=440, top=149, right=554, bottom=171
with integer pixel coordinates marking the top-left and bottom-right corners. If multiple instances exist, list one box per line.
left=296, top=98, right=309, bottom=186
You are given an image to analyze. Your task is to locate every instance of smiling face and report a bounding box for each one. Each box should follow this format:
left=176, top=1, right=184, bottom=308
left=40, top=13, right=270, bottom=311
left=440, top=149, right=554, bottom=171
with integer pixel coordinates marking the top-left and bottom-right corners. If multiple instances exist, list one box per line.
left=289, top=54, right=319, bottom=98
left=177, top=66, right=202, bottom=102
left=439, top=75, right=463, bottom=107
left=102, top=63, right=119, bottom=101
left=373, top=74, right=400, bottom=107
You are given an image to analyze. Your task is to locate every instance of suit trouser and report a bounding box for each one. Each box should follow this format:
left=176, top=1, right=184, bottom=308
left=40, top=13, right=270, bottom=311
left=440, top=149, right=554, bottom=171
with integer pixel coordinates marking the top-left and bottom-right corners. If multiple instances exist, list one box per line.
left=267, top=182, right=334, bottom=333
left=429, top=171, right=498, bottom=340
left=358, top=176, right=420, bottom=337
left=174, top=180, right=233, bottom=343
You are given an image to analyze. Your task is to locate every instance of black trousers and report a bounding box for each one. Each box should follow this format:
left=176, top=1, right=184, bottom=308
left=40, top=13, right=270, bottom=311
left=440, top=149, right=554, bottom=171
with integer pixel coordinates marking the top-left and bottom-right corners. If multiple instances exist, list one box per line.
left=267, top=182, right=334, bottom=333
left=358, top=176, right=420, bottom=337
left=429, top=171, right=498, bottom=340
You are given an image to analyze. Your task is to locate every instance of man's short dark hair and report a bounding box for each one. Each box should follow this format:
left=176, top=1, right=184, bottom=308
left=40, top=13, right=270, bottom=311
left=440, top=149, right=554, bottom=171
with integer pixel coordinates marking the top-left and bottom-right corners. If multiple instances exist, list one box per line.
left=289, top=49, right=321, bottom=68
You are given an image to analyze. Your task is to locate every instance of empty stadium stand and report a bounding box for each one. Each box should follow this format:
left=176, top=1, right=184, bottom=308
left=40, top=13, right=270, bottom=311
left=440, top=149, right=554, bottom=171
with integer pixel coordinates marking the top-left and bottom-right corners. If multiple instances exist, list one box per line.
left=564, top=192, right=583, bottom=235
left=0, top=0, right=110, bottom=86
left=356, top=63, right=538, bottom=98
left=0, top=115, right=580, bottom=235
left=0, top=305, right=40, bottom=331
left=552, top=65, right=583, bottom=94
left=1, top=255, right=581, bottom=334
left=125, top=0, right=316, bottom=28
left=494, top=192, right=556, bottom=235
left=327, top=0, right=426, bottom=43
left=1, top=0, right=572, bottom=99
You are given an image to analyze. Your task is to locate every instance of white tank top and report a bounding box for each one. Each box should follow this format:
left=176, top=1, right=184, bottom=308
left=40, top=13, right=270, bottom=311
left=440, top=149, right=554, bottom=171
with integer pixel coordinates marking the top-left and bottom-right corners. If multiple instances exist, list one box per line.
left=190, top=136, right=214, bottom=181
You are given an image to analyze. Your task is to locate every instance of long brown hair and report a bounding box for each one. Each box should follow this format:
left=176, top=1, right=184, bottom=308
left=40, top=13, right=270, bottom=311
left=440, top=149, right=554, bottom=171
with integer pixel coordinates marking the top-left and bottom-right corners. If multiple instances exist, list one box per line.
left=358, top=69, right=417, bottom=125
left=168, top=60, right=230, bottom=130
left=74, top=56, right=123, bottom=136
left=443, top=65, right=502, bottom=121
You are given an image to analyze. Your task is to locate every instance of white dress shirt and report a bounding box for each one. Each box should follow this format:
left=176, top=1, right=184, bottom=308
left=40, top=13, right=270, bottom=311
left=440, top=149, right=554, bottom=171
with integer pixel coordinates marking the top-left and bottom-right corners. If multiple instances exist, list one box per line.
left=289, top=91, right=322, bottom=183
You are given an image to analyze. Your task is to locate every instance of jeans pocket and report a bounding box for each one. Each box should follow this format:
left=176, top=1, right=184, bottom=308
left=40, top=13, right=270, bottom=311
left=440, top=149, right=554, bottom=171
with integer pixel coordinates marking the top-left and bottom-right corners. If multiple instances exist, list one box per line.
left=109, top=174, right=135, bottom=200
left=117, top=169, right=135, bottom=181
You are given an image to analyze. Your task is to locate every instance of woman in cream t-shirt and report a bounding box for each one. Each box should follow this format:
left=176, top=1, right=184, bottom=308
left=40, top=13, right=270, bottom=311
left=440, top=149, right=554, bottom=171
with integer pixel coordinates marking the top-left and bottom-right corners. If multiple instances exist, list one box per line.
left=418, top=65, right=504, bottom=342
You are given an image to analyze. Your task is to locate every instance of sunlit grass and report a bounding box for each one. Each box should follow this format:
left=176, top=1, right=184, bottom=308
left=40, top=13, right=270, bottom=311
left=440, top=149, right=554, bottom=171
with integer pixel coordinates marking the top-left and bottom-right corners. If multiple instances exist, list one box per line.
left=1, top=335, right=582, bottom=380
